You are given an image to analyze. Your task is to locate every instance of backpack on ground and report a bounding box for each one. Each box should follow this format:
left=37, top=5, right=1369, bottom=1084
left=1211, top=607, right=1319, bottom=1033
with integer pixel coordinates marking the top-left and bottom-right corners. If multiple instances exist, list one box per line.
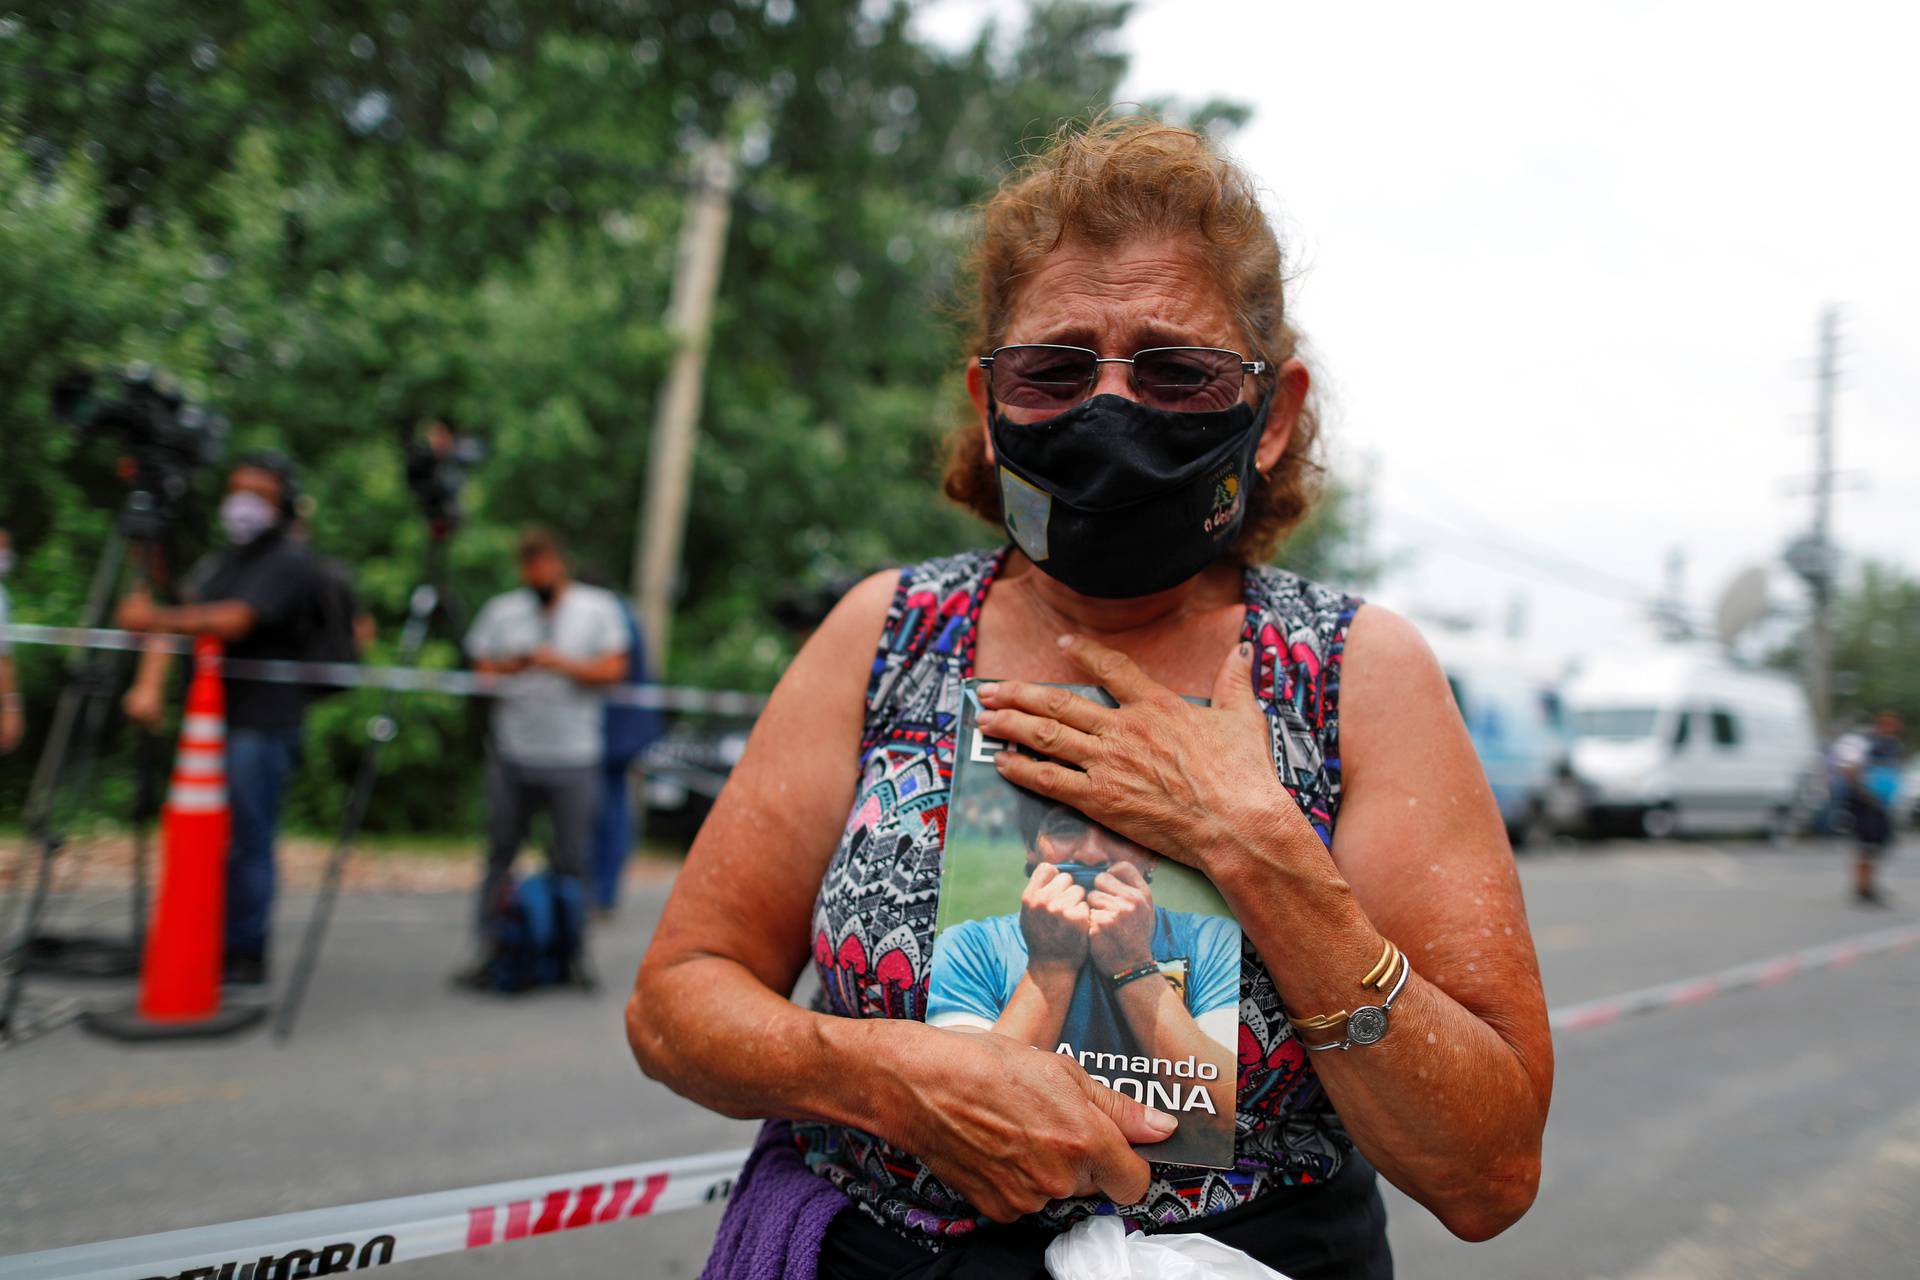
left=483, top=872, right=590, bottom=993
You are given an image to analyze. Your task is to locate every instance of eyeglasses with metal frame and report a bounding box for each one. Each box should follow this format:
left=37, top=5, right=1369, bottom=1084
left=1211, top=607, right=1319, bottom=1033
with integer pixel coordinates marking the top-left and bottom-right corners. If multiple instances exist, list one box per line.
left=978, top=344, right=1268, bottom=415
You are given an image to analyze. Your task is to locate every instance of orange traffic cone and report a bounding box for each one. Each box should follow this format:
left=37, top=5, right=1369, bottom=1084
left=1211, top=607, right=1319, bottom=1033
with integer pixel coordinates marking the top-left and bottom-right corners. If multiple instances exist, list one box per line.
left=86, top=636, right=265, bottom=1041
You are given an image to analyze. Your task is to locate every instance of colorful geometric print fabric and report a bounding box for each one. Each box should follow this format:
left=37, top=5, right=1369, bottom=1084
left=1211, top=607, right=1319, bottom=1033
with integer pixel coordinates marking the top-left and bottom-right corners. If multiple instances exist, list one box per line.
left=791, top=547, right=1365, bottom=1242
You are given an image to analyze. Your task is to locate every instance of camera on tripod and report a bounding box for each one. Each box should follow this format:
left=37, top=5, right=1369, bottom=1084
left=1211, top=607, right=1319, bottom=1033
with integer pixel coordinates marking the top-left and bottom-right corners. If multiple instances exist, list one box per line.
left=4, top=366, right=230, bottom=1029
left=404, top=419, right=486, bottom=531
left=52, top=366, right=229, bottom=524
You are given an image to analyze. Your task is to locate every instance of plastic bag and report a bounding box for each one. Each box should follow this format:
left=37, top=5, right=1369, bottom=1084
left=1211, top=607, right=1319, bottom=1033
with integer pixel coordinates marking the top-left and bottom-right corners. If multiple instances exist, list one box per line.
left=1044, top=1214, right=1294, bottom=1280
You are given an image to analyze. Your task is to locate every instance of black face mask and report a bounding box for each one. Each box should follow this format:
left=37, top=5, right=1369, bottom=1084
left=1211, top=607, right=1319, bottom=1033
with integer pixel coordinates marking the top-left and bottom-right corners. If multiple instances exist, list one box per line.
left=989, top=391, right=1270, bottom=598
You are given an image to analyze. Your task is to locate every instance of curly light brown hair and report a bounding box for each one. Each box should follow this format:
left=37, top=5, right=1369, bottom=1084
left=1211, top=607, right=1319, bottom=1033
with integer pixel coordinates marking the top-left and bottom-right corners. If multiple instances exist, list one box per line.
left=942, top=118, right=1322, bottom=563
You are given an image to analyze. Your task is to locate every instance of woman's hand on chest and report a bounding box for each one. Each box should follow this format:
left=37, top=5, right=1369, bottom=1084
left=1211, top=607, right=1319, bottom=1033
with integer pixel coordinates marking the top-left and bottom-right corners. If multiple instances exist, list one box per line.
left=975, top=632, right=1323, bottom=882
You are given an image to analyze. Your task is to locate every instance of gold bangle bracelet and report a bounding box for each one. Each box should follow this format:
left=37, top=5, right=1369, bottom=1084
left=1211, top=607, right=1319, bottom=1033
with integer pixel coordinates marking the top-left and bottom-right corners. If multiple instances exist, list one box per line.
left=1360, top=938, right=1397, bottom=988
left=1292, top=937, right=1401, bottom=1032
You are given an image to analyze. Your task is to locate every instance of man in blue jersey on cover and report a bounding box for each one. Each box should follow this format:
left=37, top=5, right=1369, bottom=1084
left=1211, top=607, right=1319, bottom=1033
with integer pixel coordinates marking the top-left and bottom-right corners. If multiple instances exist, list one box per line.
left=927, top=793, right=1240, bottom=1126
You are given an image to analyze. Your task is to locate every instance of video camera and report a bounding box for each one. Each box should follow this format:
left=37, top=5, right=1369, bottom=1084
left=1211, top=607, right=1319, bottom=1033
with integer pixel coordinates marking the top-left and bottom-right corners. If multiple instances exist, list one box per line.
left=52, top=366, right=229, bottom=520
left=403, top=419, right=486, bottom=531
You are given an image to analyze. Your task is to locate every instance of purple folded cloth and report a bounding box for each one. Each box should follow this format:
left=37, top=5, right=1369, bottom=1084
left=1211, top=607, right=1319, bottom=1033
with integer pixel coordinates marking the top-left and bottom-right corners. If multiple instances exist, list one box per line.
left=701, top=1120, right=854, bottom=1280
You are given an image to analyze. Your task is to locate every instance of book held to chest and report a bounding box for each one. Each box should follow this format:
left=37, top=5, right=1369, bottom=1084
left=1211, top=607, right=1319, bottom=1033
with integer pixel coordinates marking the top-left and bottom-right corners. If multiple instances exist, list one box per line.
left=927, top=679, right=1243, bottom=1170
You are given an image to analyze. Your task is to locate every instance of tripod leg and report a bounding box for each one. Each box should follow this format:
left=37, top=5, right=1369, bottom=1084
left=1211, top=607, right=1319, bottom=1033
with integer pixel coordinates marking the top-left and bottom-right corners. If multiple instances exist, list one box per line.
left=1, top=529, right=134, bottom=1036
left=18, top=659, right=104, bottom=851
left=0, top=818, right=60, bottom=1037
left=273, top=584, right=441, bottom=1043
left=271, top=704, right=391, bottom=1041
left=129, top=728, right=165, bottom=961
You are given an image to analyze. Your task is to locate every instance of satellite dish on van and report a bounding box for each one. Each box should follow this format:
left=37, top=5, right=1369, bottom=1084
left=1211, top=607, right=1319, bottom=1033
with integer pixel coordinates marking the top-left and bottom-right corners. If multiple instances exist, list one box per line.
left=1714, top=565, right=1771, bottom=645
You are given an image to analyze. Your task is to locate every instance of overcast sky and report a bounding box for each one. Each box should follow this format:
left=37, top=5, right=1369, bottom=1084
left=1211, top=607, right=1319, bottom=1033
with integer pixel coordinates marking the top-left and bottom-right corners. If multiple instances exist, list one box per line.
left=921, top=0, right=1919, bottom=667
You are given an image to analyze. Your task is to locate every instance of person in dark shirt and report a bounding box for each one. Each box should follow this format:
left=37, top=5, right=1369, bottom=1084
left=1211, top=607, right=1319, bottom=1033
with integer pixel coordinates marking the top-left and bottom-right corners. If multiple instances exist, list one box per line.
left=1835, top=710, right=1907, bottom=907
left=120, top=453, right=330, bottom=984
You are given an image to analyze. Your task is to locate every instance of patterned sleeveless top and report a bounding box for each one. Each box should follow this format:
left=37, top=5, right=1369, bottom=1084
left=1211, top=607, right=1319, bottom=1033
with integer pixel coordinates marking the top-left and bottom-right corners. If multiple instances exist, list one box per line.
left=792, top=547, right=1364, bottom=1241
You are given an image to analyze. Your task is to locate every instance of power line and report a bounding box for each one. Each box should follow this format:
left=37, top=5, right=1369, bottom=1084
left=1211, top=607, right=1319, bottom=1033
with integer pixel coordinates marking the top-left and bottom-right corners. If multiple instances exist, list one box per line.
left=1379, top=503, right=1715, bottom=628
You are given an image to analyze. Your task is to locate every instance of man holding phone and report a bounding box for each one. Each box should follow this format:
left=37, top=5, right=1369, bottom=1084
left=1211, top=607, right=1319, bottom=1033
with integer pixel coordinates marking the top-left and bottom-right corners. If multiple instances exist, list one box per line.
left=462, top=527, right=629, bottom=945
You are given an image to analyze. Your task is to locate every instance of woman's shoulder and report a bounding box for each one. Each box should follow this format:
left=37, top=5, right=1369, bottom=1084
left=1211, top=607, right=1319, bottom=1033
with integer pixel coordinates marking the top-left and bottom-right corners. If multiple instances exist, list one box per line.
left=1339, top=602, right=1444, bottom=689
left=815, top=568, right=903, bottom=651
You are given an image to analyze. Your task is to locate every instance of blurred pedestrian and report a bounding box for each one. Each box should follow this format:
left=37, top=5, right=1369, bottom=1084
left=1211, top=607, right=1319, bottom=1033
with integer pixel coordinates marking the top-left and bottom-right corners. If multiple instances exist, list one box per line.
left=461, top=528, right=628, bottom=966
left=592, top=592, right=663, bottom=917
left=0, top=527, right=22, bottom=754
left=1833, top=710, right=1906, bottom=907
left=118, top=453, right=334, bottom=984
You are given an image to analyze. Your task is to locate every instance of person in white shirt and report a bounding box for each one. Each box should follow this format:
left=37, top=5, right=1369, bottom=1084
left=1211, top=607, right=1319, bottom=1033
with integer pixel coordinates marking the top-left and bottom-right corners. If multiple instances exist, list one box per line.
left=462, top=527, right=630, bottom=939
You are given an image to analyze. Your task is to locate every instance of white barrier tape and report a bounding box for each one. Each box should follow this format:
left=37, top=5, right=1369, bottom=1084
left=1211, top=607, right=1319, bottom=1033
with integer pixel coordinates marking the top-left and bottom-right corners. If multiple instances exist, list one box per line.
left=1, top=624, right=768, bottom=716
left=7, top=929, right=1916, bottom=1279
left=0, top=1147, right=751, bottom=1280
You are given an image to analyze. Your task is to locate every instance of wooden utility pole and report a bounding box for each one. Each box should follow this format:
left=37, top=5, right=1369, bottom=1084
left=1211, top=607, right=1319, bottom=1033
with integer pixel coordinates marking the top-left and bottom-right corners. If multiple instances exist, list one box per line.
left=631, top=137, right=736, bottom=667
left=1805, top=306, right=1840, bottom=741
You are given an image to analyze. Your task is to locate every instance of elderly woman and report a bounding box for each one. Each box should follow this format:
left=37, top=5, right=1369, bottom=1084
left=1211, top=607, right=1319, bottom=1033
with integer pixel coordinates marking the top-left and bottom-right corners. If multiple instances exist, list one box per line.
left=628, top=120, right=1552, bottom=1279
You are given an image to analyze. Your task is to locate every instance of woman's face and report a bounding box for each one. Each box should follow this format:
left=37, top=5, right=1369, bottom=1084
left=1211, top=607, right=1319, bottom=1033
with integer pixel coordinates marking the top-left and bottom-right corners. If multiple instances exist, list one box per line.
left=967, top=235, right=1305, bottom=473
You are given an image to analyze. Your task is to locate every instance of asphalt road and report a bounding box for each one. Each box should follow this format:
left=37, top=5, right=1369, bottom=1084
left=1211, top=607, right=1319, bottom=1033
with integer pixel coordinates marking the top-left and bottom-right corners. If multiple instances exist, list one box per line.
left=3, top=836, right=1917, bottom=1279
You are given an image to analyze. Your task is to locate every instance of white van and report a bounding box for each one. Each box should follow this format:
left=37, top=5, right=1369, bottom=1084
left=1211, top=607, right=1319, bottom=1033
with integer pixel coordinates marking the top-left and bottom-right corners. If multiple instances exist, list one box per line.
left=1563, top=648, right=1818, bottom=838
left=1429, top=633, right=1579, bottom=847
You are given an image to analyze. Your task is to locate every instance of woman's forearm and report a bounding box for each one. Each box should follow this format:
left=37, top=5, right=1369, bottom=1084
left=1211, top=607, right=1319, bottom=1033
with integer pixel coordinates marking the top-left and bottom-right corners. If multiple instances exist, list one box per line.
left=1214, top=839, right=1546, bottom=1241
left=627, top=952, right=916, bottom=1135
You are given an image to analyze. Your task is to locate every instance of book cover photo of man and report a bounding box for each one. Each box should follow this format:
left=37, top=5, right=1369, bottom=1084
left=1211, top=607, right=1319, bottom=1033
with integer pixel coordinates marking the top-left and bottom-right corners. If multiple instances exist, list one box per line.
left=927, top=784, right=1241, bottom=1167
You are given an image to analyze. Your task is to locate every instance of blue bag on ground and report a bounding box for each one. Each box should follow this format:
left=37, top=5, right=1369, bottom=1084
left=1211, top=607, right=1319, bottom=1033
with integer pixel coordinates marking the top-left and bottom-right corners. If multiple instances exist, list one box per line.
left=486, top=872, right=588, bottom=992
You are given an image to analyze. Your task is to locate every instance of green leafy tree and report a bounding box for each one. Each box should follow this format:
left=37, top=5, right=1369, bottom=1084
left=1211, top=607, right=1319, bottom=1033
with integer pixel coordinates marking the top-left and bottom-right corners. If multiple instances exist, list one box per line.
left=2, top=1, right=1371, bottom=832
left=1829, top=561, right=1920, bottom=737
left=1766, top=560, right=1920, bottom=744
